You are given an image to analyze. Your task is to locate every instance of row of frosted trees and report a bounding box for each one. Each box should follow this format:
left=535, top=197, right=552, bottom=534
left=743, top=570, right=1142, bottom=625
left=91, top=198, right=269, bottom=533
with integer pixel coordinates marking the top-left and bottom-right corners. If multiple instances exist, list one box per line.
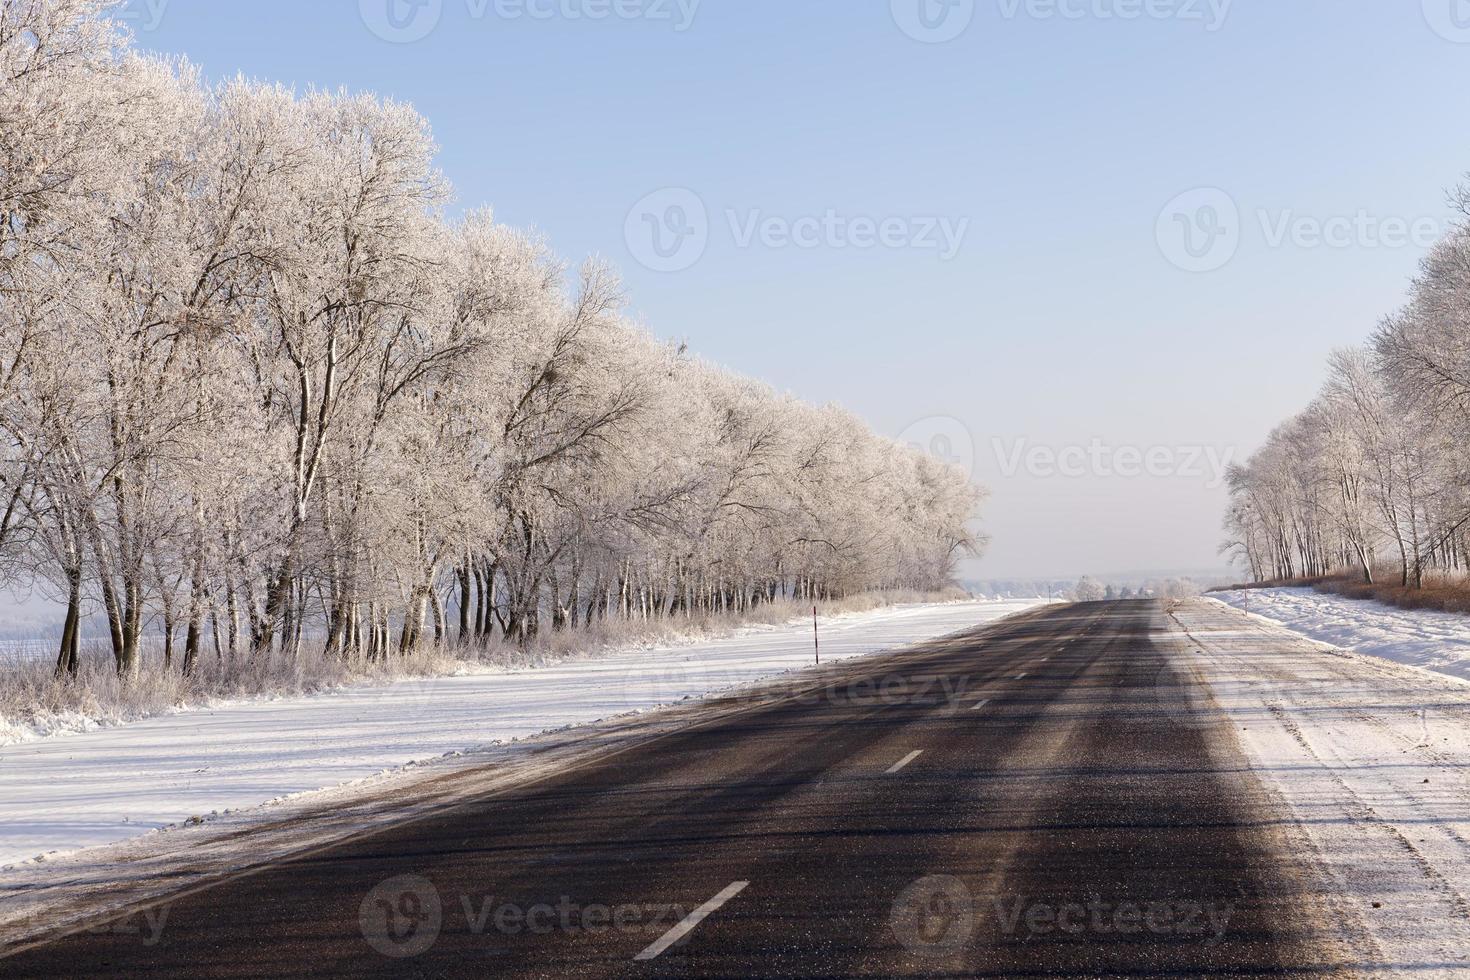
left=1222, top=185, right=1470, bottom=588
left=0, top=1, right=984, bottom=677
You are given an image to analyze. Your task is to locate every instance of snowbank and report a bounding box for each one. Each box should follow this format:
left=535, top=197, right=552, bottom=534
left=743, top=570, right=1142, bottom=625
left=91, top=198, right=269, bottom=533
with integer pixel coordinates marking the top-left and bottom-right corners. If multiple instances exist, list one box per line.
left=0, top=600, right=1038, bottom=869
left=1211, top=587, right=1470, bottom=683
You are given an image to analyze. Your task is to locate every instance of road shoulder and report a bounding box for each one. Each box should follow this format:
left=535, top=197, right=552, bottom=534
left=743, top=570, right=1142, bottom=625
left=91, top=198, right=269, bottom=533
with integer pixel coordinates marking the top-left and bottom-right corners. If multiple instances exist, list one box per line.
left=1170, top=596, right=1470, bottom=978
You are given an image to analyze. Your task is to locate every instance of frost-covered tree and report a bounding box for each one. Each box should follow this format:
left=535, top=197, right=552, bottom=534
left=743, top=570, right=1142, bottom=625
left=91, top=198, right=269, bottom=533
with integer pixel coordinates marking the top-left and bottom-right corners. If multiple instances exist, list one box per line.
left=0, top=0, right=987, bottom=679
left=1072, top=577, right=1106, bottom=602
left=1223, top=189, right=1470, bottom=588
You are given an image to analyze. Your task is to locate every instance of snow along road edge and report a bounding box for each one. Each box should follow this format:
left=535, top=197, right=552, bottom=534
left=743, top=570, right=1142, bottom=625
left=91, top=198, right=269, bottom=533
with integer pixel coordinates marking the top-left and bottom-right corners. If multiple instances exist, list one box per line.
left=1212, top=587, right=1470, bottom=685
left=0, top=600, right=1049, bottom=956
left=1169, top=597, right=1470, bottom=978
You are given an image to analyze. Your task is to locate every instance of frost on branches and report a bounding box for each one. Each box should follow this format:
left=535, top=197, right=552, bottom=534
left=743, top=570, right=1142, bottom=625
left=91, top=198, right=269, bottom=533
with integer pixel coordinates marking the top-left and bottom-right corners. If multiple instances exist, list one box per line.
left=0, top=1, right=985, bottom=680
left=1222, top=188, right=1470, bottom=590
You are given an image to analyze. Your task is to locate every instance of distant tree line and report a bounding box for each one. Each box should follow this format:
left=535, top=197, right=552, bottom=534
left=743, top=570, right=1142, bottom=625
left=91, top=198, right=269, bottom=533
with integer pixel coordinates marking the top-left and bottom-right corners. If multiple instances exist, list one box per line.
left=0, top=1, right=984, bottom=678
left=1069, top=577, right=1201, bottom=602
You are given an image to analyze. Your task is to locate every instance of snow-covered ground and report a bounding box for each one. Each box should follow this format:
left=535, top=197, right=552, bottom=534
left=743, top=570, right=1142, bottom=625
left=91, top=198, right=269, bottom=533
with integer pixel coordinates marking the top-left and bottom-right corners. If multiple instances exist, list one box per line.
left=1212, top=587, right=1470, bottom=683
left=1172, top=598, right=1470, bottom=976
left=0, top=599, right=1039, bottom=870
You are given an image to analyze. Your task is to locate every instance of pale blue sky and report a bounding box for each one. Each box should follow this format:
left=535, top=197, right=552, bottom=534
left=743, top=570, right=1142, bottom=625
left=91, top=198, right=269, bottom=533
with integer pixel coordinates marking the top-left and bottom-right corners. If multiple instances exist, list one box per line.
left=119, top=0, right=1470, bottom=578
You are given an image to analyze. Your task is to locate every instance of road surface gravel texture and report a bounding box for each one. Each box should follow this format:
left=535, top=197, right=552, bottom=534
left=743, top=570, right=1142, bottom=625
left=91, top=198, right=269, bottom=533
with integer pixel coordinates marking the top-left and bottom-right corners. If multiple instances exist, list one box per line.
left=0, top=600, right=1392, bottom=977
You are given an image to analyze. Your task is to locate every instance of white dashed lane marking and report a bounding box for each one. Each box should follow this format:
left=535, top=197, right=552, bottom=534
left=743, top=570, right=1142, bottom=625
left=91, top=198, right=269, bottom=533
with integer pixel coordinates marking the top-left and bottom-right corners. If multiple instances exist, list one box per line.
left=886, top=751, right=923, bottom=774
left=634, top=881, right=750, bottom=961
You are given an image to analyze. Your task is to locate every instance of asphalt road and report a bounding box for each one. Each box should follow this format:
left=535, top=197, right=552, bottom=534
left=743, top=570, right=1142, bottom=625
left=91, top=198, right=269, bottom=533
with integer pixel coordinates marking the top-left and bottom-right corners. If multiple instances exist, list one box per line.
left=0, top=601, right=1340, bottom=978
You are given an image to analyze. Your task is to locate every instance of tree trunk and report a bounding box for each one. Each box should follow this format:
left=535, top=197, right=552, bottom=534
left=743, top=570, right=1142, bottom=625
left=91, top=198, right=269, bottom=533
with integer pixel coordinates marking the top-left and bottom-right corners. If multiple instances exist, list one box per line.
left=458, top=564, right=472, bottom=645
left=183, top=540, right=205, bottom=676
left=225, top=573, right=240, bottom=660
left=54, top=568, right=82, bottom=678
left=431, top=585, right=445, bottom=645
left=162, top=613, right=175, bottom=671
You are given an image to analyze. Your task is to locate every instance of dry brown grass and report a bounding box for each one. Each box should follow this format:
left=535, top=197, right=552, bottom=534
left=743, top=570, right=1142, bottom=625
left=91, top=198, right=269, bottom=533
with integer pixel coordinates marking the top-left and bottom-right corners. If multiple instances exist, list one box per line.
left=0, top=587, right=969, bottom=744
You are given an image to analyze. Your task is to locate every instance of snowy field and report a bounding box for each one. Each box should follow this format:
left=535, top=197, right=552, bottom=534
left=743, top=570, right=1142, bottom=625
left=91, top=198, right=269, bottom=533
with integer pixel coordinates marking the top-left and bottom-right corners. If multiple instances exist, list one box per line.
left=1212, top=587, right=1470, bottom=683
left=0, top=599, right=1039, bottom=870
left=0, top=638, right=55, bottom=669
left=1171, top=598, right=1470, bottom=976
